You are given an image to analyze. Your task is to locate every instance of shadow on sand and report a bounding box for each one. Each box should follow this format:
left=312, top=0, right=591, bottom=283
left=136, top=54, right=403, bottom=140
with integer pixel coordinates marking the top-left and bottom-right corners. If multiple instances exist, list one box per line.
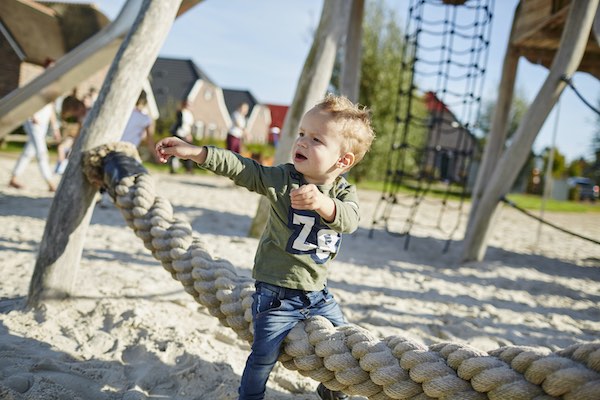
left=0, top=304, right=312, bottom=400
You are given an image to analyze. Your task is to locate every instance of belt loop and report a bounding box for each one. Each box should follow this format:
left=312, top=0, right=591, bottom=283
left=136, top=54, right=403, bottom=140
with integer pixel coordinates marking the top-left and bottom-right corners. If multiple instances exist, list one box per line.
left=278, top=286, right=285, bottom=300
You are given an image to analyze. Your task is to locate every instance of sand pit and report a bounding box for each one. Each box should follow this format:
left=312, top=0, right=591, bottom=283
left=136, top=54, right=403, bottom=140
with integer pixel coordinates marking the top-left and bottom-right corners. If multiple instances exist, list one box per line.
left=0, top=153, right=598, bottom=399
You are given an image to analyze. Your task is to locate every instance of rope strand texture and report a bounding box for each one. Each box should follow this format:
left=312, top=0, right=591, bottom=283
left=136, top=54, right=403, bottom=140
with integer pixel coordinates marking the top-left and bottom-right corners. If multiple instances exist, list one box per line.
left=82, top=145, right=600, bottom=400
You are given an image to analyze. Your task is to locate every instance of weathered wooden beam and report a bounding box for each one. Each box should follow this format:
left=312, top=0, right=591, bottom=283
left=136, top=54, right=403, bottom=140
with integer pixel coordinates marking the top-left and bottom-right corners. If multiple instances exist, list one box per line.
left=462, top=0, right=599, bottom=262
left=0, top=0, right=201, bottom=140
left=28, top=0, right=183, bottom=307
left=340, top=0, right=364, bottom=103
left=468, top=4, right=521, bottom=229
left=512, top=0, right=569, bottom=46
left=248, top=0, right=352, bottom=238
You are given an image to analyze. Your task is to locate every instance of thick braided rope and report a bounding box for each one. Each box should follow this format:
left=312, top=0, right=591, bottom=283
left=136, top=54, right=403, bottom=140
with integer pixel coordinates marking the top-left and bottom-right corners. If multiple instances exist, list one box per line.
left=82, top=144, right=600, bottom=400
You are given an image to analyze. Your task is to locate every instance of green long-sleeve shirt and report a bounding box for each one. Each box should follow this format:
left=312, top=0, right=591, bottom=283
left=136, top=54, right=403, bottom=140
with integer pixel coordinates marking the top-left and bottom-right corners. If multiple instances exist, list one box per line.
left=200, top=146, right=360, bottom=291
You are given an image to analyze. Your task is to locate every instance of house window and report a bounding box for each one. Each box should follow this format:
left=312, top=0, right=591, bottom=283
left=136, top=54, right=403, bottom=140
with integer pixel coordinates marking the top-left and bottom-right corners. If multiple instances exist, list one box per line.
left=193, top=121, right=205, bottom=140
left=204, top=89, right=213, bottom=101
left=207, top=123, right=217, bottom=138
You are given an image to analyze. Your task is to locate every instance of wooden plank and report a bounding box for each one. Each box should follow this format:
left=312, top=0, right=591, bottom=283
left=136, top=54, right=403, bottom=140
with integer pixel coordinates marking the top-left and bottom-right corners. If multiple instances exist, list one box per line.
left=512, top=1, right=569, bottom=46
left=468, top=5, right=520, bottom=232
left=248, top=0, right=352, bottom=238
left=340, top=0, right=364, bottom=103
left=28, top=0, right=183, bottom=307
left=463, top=0, right=599, bottom=262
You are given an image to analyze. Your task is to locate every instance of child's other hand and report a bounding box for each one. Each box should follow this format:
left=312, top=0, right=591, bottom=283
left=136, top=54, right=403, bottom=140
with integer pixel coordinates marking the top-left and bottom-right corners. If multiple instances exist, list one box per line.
left=290, top=184, right=325, bottom=211
left=155, top=137, right=197, bottom=163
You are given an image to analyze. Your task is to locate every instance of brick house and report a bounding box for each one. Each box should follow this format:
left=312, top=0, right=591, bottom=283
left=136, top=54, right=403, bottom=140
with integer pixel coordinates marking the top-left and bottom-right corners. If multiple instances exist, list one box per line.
left=265, top=103, right=288, bottom=145
left=222, top=88, right=271, bottom=144
left=150, top=57, right=272, bottom=144
left=422, top=91, right=480, bottom=185
left=150, top=57, right=231, bottom=139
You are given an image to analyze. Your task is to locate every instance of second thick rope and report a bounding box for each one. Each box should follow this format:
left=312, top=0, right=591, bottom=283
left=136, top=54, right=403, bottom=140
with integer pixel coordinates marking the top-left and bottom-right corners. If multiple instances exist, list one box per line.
left=82, top=145, right=600, bottom=400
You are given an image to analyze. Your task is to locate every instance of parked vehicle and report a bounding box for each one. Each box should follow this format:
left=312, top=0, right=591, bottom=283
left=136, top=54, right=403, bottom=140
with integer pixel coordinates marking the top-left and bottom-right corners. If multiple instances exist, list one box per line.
left=567, top=177, right=599, bottom=201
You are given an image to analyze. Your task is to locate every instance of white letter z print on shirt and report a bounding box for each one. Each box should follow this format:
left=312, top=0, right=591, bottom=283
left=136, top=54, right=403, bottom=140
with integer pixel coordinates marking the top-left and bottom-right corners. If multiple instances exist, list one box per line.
left=286, top=210, right=340, bottom=264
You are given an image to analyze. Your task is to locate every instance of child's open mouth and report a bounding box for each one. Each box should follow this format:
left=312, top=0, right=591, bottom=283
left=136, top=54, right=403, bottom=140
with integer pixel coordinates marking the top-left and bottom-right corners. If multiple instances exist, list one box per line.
left=294, top=153, right=307, bottom=161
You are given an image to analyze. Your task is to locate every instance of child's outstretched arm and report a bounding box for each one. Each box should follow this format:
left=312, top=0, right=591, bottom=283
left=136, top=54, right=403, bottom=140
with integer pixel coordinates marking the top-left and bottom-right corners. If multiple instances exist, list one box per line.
left=155, top=137, right=207, bottom=164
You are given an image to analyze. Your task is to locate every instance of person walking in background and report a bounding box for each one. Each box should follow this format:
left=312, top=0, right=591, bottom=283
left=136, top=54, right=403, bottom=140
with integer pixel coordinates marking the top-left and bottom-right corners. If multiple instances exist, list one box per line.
left=226, top=102, right=249, bottom=153
left=121, top=91, right=159, bottom=159
left=98, top=91, right=158, bottom=208
left=82, top=86, right=98, bottom=111
left=168, top=99, right=195, bottom=174
left=54, top=90, right=88, bottom=175
left=269, top=126, right=280, bottom=148
left=8, top=59, right=61, bottom=192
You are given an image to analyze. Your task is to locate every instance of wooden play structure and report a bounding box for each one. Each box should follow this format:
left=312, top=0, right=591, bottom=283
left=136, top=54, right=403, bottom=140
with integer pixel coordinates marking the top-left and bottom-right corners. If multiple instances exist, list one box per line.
left=369, top=0, right=493, bottom=252
left=463, top=0, right=600, bottom=261
left=3, top=0, right=597, bottom=398
left=77, top=140, right=600, bottom=399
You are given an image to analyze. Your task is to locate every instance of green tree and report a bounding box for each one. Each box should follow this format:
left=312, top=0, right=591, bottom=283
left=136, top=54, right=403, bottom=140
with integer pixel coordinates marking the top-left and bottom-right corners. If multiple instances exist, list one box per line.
left=590, top=97, right=600, bottom=184
left=593, top=97, right=600, bottom=154
left=329, top=1, right=427, bottom=182
left=478, top=87, right=529, bottom=142
left=541, top=146, right=566, bottom=178
left=567, top=157, right=587, bottom=177
left=477, top=88, right=535, bottom=192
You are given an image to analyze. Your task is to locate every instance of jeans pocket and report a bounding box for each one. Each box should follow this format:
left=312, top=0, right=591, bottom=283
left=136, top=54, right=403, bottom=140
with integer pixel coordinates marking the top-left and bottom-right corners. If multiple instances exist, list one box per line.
left=252, top=289, right=281, bottom=318
left=320, top=288, right=336, bottom=306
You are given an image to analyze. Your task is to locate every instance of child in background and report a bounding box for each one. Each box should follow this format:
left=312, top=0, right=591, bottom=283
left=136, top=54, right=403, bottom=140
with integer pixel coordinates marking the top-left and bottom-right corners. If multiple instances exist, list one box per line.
left=155, top=94, right=375, bottom=400
left=8, top=59, right=61, bottom=191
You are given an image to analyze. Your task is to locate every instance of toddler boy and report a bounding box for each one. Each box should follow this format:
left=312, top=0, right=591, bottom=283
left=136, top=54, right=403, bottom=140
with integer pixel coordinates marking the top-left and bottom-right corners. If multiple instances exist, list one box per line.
left=155, top=94, right=375, bottom=400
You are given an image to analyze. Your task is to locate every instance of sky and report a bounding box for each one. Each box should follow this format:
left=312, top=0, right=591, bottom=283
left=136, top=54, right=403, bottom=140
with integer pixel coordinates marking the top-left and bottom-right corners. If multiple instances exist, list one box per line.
left=53, top=0, right=598, bottom=162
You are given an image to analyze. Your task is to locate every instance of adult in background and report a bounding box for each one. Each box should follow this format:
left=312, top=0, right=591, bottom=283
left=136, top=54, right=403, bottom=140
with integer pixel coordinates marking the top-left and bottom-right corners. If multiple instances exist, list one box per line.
left=227, top=102, right=249, bottom=153
left=168, top=99, right=195, bottom=174
left=82, top=86, right=98, bottom=111
left=55, top=90, right=87, bottom=175
left=8, top=59, right=61, bottom=192
left=98, top=91, right=158, bottom=208
left=121, top=91, right=158, bottom=158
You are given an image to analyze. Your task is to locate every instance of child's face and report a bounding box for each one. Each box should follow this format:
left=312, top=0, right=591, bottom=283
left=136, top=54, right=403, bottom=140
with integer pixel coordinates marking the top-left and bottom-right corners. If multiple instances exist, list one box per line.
left=293, top=108, right=352, bottom=184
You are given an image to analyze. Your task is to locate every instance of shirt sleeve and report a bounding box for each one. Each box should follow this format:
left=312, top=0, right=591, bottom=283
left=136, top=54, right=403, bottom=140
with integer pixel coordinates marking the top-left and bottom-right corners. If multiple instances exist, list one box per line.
left=200, top=146, right=285, bottom=199
left=324, top=184, right=360, bottom=234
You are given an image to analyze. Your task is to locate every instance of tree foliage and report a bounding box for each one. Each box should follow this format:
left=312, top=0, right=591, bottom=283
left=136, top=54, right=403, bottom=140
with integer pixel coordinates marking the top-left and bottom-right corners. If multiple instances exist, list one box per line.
left=330, top=1, right=427, bottom=182
left=541, top=146, right=567, bottom=178
left=477, top=87, right=529, bottom=143
left=476, top=88, right=547, bottom=192
left=589, top=96, right=600, bottom=184
left=593, top=97, right=600, bottom=155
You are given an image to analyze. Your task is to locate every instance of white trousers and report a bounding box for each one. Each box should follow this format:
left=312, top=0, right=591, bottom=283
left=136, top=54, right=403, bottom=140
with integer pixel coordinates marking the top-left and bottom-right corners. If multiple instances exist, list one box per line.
left=12, top=121, right=53, bottom=182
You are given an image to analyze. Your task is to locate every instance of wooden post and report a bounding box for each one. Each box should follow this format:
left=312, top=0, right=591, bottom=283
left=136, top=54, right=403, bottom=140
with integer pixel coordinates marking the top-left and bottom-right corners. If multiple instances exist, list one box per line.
left=594, top=4, right=600, bottom=44
left=0, top=1, right=200, bottom=140
left=340, top=0, right=364, bottom=102
left=27, top=0, right=183, bottom=307
left=462, top=0, right=599, bottom=262
left=467, top=4, right=520, bottom=229
left=248, top=0, right=352, bottom=238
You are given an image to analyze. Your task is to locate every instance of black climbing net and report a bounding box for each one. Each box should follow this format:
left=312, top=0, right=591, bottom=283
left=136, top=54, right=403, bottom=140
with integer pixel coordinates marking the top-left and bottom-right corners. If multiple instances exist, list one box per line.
left=370, top=0, right=494, bottom=252
left=562, top=74, right=600, bottom=116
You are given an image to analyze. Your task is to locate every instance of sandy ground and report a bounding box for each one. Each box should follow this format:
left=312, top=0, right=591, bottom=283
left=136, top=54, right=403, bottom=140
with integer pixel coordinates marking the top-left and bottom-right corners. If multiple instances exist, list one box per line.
left=0, top=153, right=598, bottom=399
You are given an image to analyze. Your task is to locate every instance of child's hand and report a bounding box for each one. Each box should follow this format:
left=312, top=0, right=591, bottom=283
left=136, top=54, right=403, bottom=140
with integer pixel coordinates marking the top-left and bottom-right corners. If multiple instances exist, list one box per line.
left=291, top=184, right=336, bottom=222
left=155, top=137, right=203, bottom=164
left=290, top=184, right=326, bottom=211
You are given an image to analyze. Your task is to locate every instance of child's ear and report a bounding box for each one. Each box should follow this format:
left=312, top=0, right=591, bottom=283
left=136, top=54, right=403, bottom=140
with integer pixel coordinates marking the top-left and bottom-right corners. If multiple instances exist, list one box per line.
left=338, top=152, right=355, bottom=170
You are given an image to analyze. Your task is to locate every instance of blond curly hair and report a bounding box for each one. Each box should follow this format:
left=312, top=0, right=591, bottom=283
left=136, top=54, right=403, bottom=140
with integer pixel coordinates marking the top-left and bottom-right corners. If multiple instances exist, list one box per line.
left=313, top=93, right=375, bottom=163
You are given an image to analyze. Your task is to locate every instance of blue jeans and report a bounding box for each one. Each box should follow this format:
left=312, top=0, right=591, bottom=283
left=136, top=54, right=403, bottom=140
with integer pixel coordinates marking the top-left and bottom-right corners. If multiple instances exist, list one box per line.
left=238, top=281, right=347, bottom=400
